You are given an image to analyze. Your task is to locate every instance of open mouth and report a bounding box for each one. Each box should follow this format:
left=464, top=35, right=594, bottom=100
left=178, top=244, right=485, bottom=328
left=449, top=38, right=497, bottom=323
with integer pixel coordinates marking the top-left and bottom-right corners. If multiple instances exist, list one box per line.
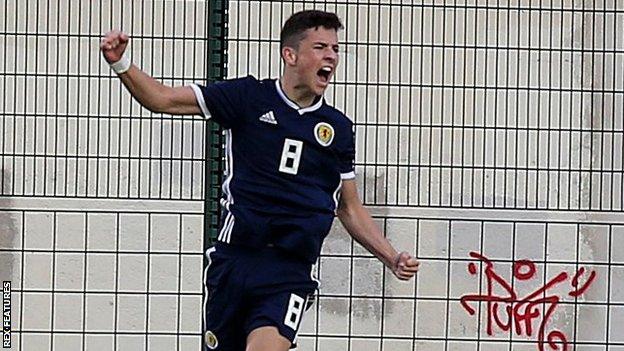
left=317, top=66, right=332, bottom=84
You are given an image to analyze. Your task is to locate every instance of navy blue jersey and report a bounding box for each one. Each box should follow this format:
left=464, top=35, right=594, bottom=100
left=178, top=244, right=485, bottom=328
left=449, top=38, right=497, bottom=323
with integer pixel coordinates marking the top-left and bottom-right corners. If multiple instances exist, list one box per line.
left=192, top=76, right=355, bottom=263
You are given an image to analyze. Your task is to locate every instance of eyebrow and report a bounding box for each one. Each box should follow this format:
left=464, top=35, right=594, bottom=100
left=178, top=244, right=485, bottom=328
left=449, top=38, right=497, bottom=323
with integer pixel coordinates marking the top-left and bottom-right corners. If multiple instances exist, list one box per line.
left=313, top=42, right=340, bottom=49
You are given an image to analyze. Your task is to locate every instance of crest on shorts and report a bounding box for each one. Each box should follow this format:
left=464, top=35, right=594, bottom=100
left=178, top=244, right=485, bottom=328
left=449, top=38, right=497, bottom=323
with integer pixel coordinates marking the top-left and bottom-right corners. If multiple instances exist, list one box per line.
left=204, top=330, right=219, bottom=349
left=314, top=122, right=334, bottom=147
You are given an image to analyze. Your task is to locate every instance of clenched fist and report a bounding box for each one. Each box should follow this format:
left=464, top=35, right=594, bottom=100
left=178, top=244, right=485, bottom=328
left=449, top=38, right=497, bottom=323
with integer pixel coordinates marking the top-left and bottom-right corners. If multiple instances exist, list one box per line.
left=392, top=251, right=420, bottom=281
left=100, top=30, right=129, bottom=64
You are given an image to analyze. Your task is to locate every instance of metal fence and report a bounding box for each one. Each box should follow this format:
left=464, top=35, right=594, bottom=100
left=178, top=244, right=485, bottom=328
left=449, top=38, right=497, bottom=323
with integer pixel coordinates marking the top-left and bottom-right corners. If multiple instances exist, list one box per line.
left=1, top=0, right=213, bottom=349
left=235, top=3, right=621, bottom=349
left=225, top=0, right=624, bottom=212
left=0, top=0, right=209, bottom=200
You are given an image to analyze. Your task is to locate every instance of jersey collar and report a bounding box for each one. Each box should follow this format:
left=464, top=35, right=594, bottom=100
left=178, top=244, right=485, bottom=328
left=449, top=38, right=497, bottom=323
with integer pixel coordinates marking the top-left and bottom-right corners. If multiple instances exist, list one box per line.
left=275, top=79, right=324, bottom=115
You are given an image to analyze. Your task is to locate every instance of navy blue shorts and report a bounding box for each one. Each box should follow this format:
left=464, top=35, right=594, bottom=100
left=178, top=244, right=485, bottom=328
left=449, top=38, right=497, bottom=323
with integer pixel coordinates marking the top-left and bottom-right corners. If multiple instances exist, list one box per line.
left=203, top=243, right=318, bottom=351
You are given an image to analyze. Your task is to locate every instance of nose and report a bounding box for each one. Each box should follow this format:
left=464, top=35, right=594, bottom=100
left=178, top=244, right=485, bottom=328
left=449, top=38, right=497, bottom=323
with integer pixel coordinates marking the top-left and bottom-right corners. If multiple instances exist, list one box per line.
left=325, top=48, right=337, bottom=63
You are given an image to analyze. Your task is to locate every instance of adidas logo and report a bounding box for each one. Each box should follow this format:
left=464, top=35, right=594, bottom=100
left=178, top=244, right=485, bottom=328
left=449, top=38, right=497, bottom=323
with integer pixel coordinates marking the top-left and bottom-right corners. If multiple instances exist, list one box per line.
left=259, top=111, right=277, bottom=125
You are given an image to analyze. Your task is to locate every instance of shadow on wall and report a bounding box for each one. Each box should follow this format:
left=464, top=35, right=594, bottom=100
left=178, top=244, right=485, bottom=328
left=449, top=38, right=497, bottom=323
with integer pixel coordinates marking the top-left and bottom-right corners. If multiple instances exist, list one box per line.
left=0, top=168, right=17, bottom=282
left=321, top=173, right=392, bottom=320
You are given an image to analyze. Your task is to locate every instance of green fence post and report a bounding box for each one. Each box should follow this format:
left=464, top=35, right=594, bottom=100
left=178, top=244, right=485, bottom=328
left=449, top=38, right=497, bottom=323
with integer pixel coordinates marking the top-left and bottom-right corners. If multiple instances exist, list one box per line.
left=204, top=0, right=228, bottom=247
left=202, top=0, right=227, bottom=345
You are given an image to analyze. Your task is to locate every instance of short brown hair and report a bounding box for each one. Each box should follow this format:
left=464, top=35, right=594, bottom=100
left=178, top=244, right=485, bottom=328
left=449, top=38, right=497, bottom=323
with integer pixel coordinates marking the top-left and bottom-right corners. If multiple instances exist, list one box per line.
left=280, top=10, right=343, bottom=49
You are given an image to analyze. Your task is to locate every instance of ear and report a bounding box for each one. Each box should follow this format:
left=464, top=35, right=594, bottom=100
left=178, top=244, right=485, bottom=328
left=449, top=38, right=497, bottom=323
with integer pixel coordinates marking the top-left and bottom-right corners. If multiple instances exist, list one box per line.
left=281, top=46, right=297, bottom=66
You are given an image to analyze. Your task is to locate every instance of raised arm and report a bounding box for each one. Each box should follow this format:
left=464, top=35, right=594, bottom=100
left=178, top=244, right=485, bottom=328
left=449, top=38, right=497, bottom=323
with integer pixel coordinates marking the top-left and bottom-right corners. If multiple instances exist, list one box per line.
left=100, top=30, right=201, bottom=115
left=336, top=179, right=419, bottom=280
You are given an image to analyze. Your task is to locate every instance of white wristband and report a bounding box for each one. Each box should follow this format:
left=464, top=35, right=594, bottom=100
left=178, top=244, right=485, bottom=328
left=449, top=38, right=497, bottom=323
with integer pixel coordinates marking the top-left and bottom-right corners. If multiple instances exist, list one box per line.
left=110, top=56, right=131, bottom=74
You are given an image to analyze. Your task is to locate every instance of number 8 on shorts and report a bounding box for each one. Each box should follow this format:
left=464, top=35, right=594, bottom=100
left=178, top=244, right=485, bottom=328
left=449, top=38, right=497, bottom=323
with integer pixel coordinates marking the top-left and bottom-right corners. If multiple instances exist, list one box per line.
left=284, top=294, right=305, bottom=330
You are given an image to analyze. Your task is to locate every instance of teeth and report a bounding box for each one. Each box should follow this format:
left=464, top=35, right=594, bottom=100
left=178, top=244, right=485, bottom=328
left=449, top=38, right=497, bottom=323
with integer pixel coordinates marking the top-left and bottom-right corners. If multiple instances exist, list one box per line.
left=321, top=66, right=332, bottom=72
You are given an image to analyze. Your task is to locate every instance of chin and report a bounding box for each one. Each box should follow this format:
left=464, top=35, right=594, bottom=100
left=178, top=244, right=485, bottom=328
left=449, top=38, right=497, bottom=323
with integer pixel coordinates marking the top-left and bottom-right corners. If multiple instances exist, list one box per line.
left=315, top=84, right=329, bottom=96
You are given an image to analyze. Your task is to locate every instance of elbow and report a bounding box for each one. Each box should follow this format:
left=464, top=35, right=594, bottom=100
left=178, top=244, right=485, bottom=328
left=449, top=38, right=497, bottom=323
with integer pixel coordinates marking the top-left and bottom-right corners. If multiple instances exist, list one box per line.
left=144, top=86, right=176, bottom=114
left=336, top=206, right=347, bottom=220
left=143, top=103, right=163, bottom=114
left=150, top=97, right=172, bottom=114
left=336, top=203, right=355, bottom=222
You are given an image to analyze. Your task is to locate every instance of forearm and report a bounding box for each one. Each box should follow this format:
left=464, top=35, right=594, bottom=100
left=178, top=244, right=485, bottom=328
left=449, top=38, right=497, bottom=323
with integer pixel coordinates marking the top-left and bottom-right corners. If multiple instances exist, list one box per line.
left=337, top=205, right=398, bottom=269
left=116, top=65, right=172, bottom=113
left=102, top=31, right=200, bottom=115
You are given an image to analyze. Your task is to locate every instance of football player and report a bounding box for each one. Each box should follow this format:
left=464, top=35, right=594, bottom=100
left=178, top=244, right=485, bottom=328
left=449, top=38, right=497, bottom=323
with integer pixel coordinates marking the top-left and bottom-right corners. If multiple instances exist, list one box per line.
left=101, top=10, right=419, bottom=351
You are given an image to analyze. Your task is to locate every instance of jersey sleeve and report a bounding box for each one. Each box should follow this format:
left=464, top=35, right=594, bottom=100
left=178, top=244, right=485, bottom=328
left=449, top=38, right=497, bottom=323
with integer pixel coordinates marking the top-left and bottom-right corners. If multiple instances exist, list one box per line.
left=190, top=76, right=255, bottom=129
left=338, top=121, right=356, bottom=180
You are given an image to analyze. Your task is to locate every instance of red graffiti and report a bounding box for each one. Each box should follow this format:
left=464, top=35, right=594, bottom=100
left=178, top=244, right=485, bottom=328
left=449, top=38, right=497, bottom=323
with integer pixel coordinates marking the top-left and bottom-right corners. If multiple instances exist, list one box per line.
left=460, top=252, right=596, bottom=351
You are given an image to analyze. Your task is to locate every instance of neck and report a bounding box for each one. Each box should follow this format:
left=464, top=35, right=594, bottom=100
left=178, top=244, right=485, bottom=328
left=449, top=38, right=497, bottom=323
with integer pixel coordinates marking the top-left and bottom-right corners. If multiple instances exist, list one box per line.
left=279, top=75, right=318, bottom=108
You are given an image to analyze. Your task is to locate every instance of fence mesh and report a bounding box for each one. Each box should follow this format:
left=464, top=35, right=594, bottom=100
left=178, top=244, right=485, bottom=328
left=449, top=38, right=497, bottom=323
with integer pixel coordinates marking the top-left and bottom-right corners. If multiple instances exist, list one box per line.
left=0, top=0, right=209, bottom=200
left=227, top=1, right=624, bottom=212
left=227, top=1, right=624, bottom=350
left=0, top=0, right=211, bottom=349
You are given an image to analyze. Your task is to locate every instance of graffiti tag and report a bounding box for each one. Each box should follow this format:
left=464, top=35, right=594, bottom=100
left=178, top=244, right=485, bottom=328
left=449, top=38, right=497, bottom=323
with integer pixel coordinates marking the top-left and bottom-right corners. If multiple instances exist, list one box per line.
left=460, top=252, right=596, bottom=351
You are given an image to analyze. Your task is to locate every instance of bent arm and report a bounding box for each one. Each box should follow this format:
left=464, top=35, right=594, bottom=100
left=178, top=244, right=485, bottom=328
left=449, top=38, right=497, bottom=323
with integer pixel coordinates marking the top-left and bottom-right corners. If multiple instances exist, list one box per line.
left=337, top=179, right=419, bottom=280
left=101, top=30, right=201, bottom=116
left=116, top=66, right=201, bottom=115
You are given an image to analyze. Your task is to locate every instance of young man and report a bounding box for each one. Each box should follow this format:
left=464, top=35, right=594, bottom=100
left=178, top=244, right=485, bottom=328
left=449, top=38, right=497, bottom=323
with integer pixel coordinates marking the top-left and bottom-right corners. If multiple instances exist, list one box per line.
left=101, top=10, right=419, bottom=351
